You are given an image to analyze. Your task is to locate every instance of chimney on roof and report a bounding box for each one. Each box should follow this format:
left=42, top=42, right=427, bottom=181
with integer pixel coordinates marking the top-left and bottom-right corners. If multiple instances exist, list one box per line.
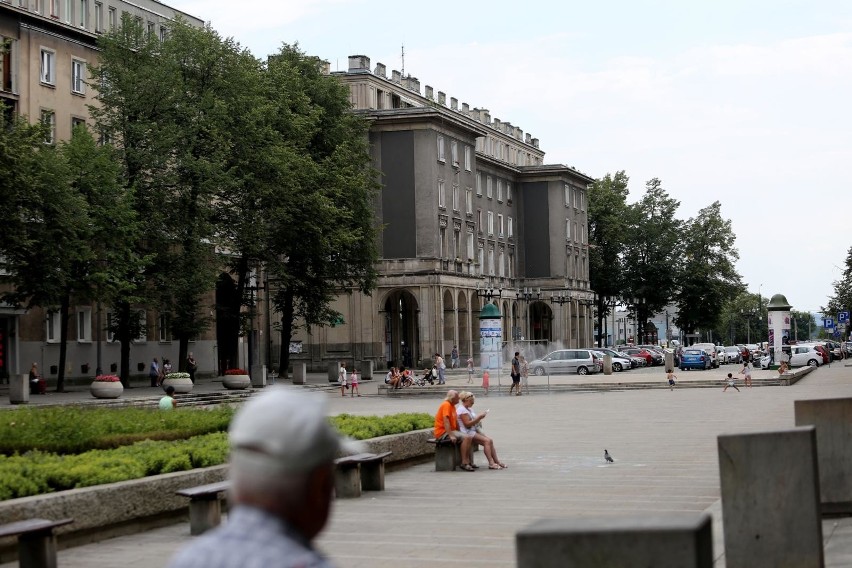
left=450, top=97, right=458, bottom=110
left=319, top=60, right=330, bottom=75
left=479, top=109, right=490, bottom=124
left=392, top=70, right=401, bottom=83
left=462, top=102, right=469, bottom=113
left=493, top=118, right=501, bottom=130
left=374, top=62, right=386, bottom=77
left=531, top=137, right=539, bottom=148
left=514, top=126, right=523, bottom=140
left=425, top=85, right=434, bottom=99
left=407, top=77, right=420, bottom=94
left=348, top=55, right=370, bottom=72
left=438, top=91, right=446, bottom=105
left=525, top=133, right=532, bottom=144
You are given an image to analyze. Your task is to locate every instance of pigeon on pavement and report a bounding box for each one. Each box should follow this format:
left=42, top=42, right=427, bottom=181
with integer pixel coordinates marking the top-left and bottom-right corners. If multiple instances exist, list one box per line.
left=604, top=449, right=614, bottom=463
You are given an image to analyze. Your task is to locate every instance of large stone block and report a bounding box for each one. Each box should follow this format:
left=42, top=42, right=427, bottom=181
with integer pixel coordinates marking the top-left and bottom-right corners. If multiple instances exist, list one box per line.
left=9, top=374, right=29, bottom=405
left=292, top=362, right=306, bottom=385
left=795, top=397, right=852, bottom=515
left=358, top=359, right=374, bottom=380
left=516, top=514, right=712, bottom=568
left=718, top=427, right=823, bottom=568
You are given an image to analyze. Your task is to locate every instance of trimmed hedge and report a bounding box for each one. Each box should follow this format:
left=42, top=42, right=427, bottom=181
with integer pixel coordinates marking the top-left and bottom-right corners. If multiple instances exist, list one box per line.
left=0, top=408, right=433, bottom=500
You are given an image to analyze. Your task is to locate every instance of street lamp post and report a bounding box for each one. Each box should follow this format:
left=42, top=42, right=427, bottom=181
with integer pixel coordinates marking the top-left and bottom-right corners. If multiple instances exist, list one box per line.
left=741, top=309, right=752, bottom=344
left=516, top=287, right=541, bottom=340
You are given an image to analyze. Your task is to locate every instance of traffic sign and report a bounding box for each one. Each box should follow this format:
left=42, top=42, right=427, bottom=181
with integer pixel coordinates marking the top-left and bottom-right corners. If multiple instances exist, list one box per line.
left=824, top=317, right=835, bottom=329
left=840, top=311, right=850, bottom=323
left=835, top=330, right=841, bottom=338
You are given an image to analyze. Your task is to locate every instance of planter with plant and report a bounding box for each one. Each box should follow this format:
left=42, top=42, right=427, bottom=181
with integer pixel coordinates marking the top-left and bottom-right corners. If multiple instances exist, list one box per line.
left=90, top=374, right=123, bottom=399
left=162, top=371, right=193, bottom=393
left=222, top=368, right=250, bottom=390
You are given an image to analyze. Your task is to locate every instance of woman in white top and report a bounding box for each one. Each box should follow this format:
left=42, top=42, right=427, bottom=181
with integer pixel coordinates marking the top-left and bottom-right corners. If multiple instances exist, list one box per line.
left=455, top=391, right=506, bottom=469
left=338, top=362, right=348, bottom=397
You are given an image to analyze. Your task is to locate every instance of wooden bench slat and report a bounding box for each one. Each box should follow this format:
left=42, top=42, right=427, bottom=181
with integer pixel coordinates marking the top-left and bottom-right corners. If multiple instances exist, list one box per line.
left=0, top=518, right=73, bottom=539
left=334, top=451, right=393, bottom=466
left=175, top=481, right=230, bottom=498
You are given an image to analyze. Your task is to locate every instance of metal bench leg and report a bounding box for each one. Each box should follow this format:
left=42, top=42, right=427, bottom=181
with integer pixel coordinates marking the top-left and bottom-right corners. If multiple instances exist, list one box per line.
left=361, top=460, right=385, bottom=491
left=189, top=496, right=223, bottom=536
left=334, top=464, right=362, bottom=498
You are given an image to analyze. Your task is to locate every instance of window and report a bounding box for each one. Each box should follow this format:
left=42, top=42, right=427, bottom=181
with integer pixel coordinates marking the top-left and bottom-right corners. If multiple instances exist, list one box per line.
left=508, top=252, right=514, bottom=278
left=158, top=313, right=171, bottom=342
left=454, top=229, right=461, bottom=258
left=71, top=116, right=85, bottom=134
left=63, top=0, right=71, bottom=23
left=133, top=310, right=146, bottom=342
left=465, top=188, right=472, bottom=215
left=159, top=25, right=168, bottom=42
left=94, top=1, right=102, bottom=31
left=498, top=214, right=504, bottom=237
left=580, top=190, right=586, bottom=211
left=40, top=109, right=55, bottom=143
left=108, top=6, right=115, bottom=29
left=50, top=0, right=58, bottom=17
left=464, top=146, right=471, bottom=171
left=573, top=187, right=578, bottom=209
left=452, top=184, right=459, bottom=212
left=439, top=227, right=446, bottom=258
left=476, top=209, right=482, bottom=233
left=476, top=172, right=482, bottom=196
left=437, top=135, right=445, bottom=162
left=106, top=311, right=115, bottom=342
left=566, top=219, right=572, bottom=242
left=498, top=249, right=505, bottom=277
left=507, top=182, right=512, bottom=202
left=466, top=231, right=474, bottom=260
left=564, top=183, right=570, bottom=207
left=147, top=21, right=155, bottom=37
left=47, top=311, right=61, bottom=343
left=451, top=140, right=458, bottom=166
left=487, top=211, right=494, bottom=236
left=77, top=307, right=92, bottom=342
left=478, top=245, right=484, bottom=275
left=488, top=248, right=495, bottom=276
left=438, top=179, right=445, bottom=208
left=78, top=0, right=87, bottom=27
left=71, top=59, right=85, bottom=94
left=1, top=37, right=15, bottom=94
left=40, top=49, right=55, bottom=84
left=582, top=223, right=587, bottom=245
left=33, top=0, right=41, bottom=14
left=497, top=179, right=503, bottom=202
left=508, top=216, right=514, bottom=238
left=486, top=176, right=493, bottom=199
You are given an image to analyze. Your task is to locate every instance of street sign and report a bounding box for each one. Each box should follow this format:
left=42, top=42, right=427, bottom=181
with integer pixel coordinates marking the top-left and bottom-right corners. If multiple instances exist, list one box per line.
left=835, top=330, right=841, bottom=338
left=839, top=311, right=850, bottom=323
left=824, top=317, right=835, bottom=329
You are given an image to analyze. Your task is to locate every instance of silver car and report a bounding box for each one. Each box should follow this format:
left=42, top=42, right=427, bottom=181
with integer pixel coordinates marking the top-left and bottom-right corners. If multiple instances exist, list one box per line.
left=529, top=349, right=600, bottom=376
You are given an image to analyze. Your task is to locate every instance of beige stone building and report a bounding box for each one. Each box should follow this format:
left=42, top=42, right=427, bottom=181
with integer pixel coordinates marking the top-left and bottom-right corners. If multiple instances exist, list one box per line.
left=287, top=55, right=596, bottom=374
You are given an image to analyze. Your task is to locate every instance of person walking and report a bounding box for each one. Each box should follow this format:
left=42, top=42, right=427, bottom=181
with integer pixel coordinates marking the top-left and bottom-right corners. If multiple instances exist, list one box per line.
left=466, top=356, right=474, bottom=383
left=482, top=370, right=490, bottom=396
left=186, top=352, right=198, bottom=384
left=349, top=368, right=361, bottom=397
left=723, top=372, right=740, bottom=392
left=666, top=368, right=677, bottom=391
left=520, top=354, right=530, bottom=394
left=509, top=352, right=522, bottom=396
left=149, top=357, right=160, bottom=388
left=338, top=362, right=348, bottom=397
left=451, top=346, right=459, bottom=369
left=435, top=353, right=446, bottom=385
left=739, top=360, right=753, bottom=388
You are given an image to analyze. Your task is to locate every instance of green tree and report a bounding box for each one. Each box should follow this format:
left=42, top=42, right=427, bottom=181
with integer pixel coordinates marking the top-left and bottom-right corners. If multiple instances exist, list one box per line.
left=588, top=170, right=631, bottom=346
left=823, top=246, right=852, bottom=330
left=674, top=201, right=743, bottom=337
left=622, top=178, right=681, bottom=343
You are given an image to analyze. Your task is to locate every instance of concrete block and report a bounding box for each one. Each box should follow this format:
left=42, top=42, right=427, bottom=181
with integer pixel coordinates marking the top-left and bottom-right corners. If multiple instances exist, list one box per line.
left=360, top=460, right=385, bottom=491
left=9, top=374, right=29, bottom=405
left=434, top=443, right=457, bottom=471
left=292, top=363, right=306, bottom=385
left=795, top=397, right=852, bottom=515
left=187, top=497, right=222, bottom=536
left=333, top=464, right=361, bottom=498
left=718, top=427, right=823, bottom=568
left=358, top=360, right=374, bottom=380
left=516, top=514, right=713, bottom=568
left=328, top=362, right=340, bottom=383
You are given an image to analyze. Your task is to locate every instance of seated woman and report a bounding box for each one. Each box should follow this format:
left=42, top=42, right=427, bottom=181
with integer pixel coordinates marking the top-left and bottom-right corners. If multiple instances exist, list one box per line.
left=386, top=367, right=402, bottom=389
left=455, top=391, right=507, bottom=470
left=399, top=367, right=413, bottom=387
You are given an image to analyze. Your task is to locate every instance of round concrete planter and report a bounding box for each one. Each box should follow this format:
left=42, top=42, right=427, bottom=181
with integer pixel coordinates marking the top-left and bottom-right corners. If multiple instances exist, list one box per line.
left=222, top=374, right=251, bottom=390
left=90, top=380, right=123, bottom=399
left=162, top=376, right=193, bottom=394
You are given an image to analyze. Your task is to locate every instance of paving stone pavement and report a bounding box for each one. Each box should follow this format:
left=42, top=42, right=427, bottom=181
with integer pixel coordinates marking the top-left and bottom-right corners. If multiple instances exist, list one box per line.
left=2, top=363, right=852, bottom=567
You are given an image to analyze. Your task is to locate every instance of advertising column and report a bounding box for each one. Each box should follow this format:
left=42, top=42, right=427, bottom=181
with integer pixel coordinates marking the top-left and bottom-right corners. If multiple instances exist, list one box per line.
left=766, top=293, right=792, bottom=369
left=479, top=303, right=503, bottom=388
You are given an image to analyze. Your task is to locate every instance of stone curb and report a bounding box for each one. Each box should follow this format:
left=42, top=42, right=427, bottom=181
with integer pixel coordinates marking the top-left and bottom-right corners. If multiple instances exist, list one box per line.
left=0, top=429, right=434, bottom=562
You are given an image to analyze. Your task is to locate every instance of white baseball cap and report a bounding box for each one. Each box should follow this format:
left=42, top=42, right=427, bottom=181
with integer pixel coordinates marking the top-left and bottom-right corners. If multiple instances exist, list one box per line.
left=229, top=387, right=362, bottom=474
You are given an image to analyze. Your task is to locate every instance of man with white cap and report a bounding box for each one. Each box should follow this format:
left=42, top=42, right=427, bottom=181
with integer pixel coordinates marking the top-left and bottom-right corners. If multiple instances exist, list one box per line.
left=167, top=388, right=357, bottom=568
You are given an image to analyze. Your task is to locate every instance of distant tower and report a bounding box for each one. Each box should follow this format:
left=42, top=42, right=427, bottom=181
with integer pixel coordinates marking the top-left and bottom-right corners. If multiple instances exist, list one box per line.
left=401, top=43, right=405, bottom=77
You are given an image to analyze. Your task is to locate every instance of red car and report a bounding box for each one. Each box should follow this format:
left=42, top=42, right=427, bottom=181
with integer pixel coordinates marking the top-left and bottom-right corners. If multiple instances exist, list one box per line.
left=623, top=348, right=654, bottom=366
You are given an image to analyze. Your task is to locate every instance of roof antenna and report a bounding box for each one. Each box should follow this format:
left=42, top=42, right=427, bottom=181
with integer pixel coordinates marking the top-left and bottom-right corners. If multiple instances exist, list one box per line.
left=401, top=43, right=405, bottom=77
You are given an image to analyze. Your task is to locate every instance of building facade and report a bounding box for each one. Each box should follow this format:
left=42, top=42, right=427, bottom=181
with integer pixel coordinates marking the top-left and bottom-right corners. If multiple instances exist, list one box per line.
left=0, top=0, right=208, bottom=383
left=288, top=55, right=596, bottom=372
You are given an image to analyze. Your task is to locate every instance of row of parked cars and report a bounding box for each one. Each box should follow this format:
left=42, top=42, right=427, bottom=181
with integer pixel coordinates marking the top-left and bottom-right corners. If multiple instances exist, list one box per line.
left=527, top=345, right=671, bottom=376
left=680, top=341, right=842, bottom=371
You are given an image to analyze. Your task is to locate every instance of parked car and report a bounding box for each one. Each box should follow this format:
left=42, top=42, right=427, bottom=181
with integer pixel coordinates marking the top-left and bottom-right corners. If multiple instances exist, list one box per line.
left=787, top=345, right=823, bottom=367
left=637, top=345, right=665, bottom=366
left=589, top=348, right=634, bottom=372
left=622, top=348, right=654, bottom=366
left=723, top=346, right=742, bottom=364
left=529, top=349, right=601, bottom=376
left=798, top=343, right=829, bottom=365
left=691, top=343, right=720, bottom=368
left=680, top=348, right=712, bottom=370
left=716, top=346, right=728, bottom=364
left=745, top=344, right=761, bottom=362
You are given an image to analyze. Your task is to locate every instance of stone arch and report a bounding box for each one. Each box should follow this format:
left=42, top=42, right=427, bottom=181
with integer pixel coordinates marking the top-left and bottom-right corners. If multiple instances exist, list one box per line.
left=442, top=289, right=456, bottom=358
left=382, top=289, right=420, bottom=369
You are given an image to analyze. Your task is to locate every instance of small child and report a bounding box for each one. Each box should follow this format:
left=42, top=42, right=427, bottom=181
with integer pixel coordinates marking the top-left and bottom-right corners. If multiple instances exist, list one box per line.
left=467, top=357, right=474, bottom=383
left=482, top=370, right=490, bottom=395
left=350, top=369, right=360, bottom=397
left=723, top=372, right=740, bottom=392
left=666, top=369, right=677, bottom=391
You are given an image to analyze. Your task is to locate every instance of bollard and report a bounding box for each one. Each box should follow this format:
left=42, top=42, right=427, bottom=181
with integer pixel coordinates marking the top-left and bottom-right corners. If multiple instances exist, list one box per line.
left=795, top=397, right=852, bottom=515
left=328, top=362, right=340, bottom=383
left=250, top=365, right=266, bottom=388
left=603, top=355, right=612, bottom=375
left=718, top=427, right=823, bottom=568
left=516, top=514, right=713, bottom=567
left=292, top=362, right=306, bottom=385
left=664, top=351, right=674, bottom=370
left=359, top=360, right=374, bottom=380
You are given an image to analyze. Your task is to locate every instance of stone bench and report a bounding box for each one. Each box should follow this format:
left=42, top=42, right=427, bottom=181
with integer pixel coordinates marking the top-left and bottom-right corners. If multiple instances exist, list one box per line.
left=0, top=518, right=73, bottom=568
left=333, top=451, right=393, bottom=498
left=427, top=437, right=479, bottom=471
left=175, top=480, right=230, bottom=536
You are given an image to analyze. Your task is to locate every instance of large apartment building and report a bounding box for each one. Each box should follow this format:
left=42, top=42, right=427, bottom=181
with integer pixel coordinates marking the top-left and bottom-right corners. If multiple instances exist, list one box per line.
left=288, top=55, right=596, bottom=372
left=0, top=0, right=205, bottom=382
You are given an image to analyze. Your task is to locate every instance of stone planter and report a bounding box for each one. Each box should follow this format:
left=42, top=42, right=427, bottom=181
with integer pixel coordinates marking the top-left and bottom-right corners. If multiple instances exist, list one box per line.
left=162, top=376, right=193, bottom=394
left=90, top=381, right=123, bottom=399
left=222, top=374, right=251, bottom=390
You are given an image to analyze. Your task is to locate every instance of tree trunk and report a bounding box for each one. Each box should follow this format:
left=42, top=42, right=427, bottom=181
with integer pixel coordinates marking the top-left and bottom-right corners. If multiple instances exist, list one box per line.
left=116, top=300, right=133, bottom=389
left=55, top=292, right=71, bottom=392
left=178, top=336, right=189, bottom=373
left=277, top=288, right=295, bottom=379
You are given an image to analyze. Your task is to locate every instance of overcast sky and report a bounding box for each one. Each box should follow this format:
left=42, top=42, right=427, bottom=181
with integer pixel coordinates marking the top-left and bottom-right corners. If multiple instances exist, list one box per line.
left=167, top=0, right=852, bottom=315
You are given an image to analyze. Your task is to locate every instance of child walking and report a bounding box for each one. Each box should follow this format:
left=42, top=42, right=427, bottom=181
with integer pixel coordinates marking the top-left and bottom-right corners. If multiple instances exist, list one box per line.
left=482, top=370, right=490, bottom=396
left=349, top=369, right=361, bottom=397
left=467, top=357, right=474, bottom=383
left=666, top=368, right=677, bottom=391
left=739, top=361, right=753, bottom=388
